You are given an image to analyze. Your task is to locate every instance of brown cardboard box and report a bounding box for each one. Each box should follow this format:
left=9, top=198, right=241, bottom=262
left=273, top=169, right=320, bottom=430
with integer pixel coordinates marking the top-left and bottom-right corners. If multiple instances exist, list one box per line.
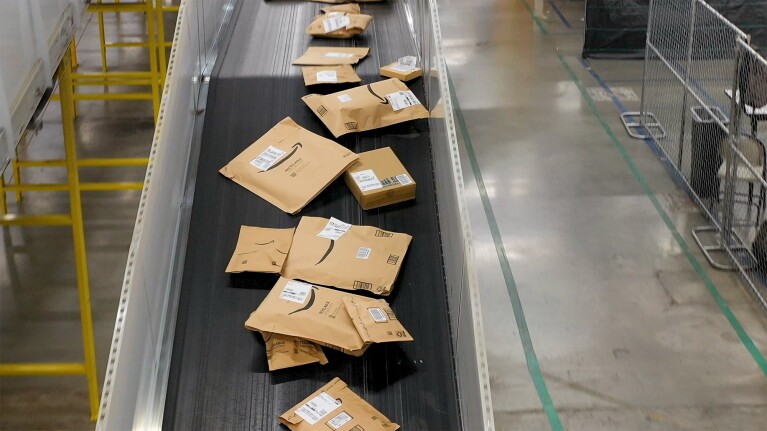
left=321, top=3, right=360, bottom=13
left=280, top=217, right=411, bottom=296
left=244, top=277, right=412, bottom=356
left=292, top=47, right=369, bottom=66
left=343, top=147, right=416, bottom=210
left=261, top=332, right=328, bottom=371
left=302, top=78, right=429, bottom=137
left=380, top=61, right=422, bottom=81
left=225, top=226, right=295, bottom=273
left=279, top=378, right=400, bottom=431
left=219, top=117, right=358, bottom=214
left=306, top=13, right=372, bottom=38
left=301, top=65, right=361, bottom=86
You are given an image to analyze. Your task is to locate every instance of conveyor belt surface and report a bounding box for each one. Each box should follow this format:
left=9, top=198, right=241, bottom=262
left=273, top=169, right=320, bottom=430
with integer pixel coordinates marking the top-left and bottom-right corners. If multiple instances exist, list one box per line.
left=163, top=1, right=461, bottom=429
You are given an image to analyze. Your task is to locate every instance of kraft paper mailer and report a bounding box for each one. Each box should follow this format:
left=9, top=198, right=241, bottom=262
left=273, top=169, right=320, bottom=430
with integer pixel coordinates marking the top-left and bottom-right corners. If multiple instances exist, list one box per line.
left=312, top=0, right=383, bottom=3
left=302, top=78, right=430, bottom=137
left=219, top=117, right=358, bottom=214
left=292, top=47, right=370, bottom=66
left=279, top=378, right=400, bottom=431
left=321, top=3, right=360, bottom=13
left=245, top=278, right=369, bottom=356
left=306, top=13, right=372, bottom=38
left=301, top=65, right=361, bottom=86
left=261, top=332, right=328, bottom=371
left=280, top=217, right=411, bottom=296
left=343, top=296, right=413, bottom=344
left=225, top=226, right=295, bottom=273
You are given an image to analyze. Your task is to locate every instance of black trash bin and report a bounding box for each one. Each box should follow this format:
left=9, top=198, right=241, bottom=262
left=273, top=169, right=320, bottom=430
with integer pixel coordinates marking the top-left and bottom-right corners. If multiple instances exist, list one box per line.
left=690, top=106, right=728, bottom=199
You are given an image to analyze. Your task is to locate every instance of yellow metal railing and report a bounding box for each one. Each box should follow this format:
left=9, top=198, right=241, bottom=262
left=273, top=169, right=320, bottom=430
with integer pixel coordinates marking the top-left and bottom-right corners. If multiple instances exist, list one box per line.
left=0, top=48, right=100, bottom=421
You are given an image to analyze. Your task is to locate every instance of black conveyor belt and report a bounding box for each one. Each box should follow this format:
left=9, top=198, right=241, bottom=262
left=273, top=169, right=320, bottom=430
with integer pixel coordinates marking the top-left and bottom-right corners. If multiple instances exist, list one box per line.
left=163, top=1, right=461, bottom=429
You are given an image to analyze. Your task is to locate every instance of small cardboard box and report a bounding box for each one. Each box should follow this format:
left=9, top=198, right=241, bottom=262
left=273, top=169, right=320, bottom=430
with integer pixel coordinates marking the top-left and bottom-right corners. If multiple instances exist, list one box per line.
left=380, top=61, right=422, bottom=82
left=344, top=147, right=416, bottom=210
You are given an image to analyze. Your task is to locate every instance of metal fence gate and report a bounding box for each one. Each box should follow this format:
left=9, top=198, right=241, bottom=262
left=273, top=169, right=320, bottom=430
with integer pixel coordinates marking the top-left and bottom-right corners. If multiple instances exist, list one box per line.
left=631, top=0, right=767, bottom=310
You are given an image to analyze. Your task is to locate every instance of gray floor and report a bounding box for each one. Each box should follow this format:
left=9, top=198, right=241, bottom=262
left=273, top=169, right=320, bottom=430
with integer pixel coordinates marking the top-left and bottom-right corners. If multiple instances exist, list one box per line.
left=2, top=1, right=767, bottom=430
left=442, top=0, right=767, bottom=429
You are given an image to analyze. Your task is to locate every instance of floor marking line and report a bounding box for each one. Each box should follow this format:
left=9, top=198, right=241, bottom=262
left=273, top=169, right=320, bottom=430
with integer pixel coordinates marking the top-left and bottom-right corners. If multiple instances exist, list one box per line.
left=547, top=0, right=572, bottom=29
left=447, top=70, right=565, bottom=431
left=519, top=0, right=549, bottom=34
left=559, top=53, right=767, bottom=377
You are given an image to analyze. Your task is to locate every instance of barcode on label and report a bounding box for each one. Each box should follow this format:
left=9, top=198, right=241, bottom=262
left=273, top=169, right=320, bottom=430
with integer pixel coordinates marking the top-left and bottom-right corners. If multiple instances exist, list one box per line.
left=386, top=90, right=422, bottom=111
left=294, top=392, right=340, bottom=425
left=327, top=411, right=353, bottom=430
left=368, top=307, right=388, bottom=323
left=323, top=15, right=350, bottom=33
left=279, top=281, right=312, bottom=304
left=396, top=173, right=413, bottom=185
left=250, top=145, right=286, bottom=171
left=356, top=247, right=371, bottom=259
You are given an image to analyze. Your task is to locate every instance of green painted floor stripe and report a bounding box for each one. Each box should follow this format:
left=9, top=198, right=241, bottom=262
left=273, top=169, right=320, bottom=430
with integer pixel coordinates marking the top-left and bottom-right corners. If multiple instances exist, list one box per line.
left=519, top=0, right=549, bottom=34
left=447, top=71, right=565, bottom=431
left=557, top=53, right=767, bottom=377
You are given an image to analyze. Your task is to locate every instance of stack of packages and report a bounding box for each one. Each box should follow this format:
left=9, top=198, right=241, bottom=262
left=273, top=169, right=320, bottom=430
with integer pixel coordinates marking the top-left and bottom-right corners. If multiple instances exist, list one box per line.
left=216, top=1, right=436, bottom=428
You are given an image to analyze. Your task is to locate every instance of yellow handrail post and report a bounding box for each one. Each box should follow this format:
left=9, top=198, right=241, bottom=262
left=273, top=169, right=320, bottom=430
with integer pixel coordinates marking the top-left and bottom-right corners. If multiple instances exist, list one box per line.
left=145, top=0, right=161, bottom=121
left=156, top=0, right=168, bottom=87
left=12, top=147, right=23, bottom=202
left=59, top=47, right=100, bottom=421
left=0, top=173, right=7, bottom=215
left=97, top=0, right=108, bottom=73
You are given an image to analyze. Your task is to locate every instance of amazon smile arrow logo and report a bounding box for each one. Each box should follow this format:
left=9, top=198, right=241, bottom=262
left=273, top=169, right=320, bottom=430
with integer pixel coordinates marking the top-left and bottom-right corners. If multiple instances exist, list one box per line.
left=258, top=143, right=302, bottom=173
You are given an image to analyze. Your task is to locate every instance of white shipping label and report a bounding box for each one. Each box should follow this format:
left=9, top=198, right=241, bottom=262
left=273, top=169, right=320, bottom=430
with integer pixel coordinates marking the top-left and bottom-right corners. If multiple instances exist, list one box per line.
left=356, top=247, right=371, bottom=260
left=337, top=94, right=352, bottom=103
left=351, top=169, right=383, bottom=192
left=396, top=173, right=413, bottom=185
left=323, top=52, right=354, bottom=58
left=325, top=11, right=341, bottom=16
left=398, top=55, right=417, bottom=68
left=279, top=281, right=312, bottom=304
left=317, top=217, right=352, bottom=241
left=323, top=15, right=350, bottom=33
left=249, top=145, right=286, bottom=171
left=368, top=307, right=388, bottom=323
left=295, top=392, right=341, bottom=425
left=386, top=90, right=422, bottom=111
left=316, top=70, right=338, bottom=83
left=327, top=411, right=353, bottom=429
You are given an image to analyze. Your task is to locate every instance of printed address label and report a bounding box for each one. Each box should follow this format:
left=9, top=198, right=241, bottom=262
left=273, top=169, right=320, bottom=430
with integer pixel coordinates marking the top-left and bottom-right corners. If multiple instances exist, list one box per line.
left=386, top=90, right=421, bottom=111
left=250, top=145, right=286, bottom=171
left=317, top=217, right=352, bottom=241
left=351, top=169, right=383, bottom=192
left=295, top=392, right=340, bottom=425
left=316, top=70, right=338, bottom=83
left=323, top=52, right=354, bottom=58
left=279, top=281, right=312, bottom=304
left=323, top=15, right=351, bottom=33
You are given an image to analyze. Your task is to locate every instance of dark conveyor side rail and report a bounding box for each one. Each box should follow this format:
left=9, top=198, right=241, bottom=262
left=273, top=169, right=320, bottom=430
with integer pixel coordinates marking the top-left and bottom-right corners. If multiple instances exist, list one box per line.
left=162, top=1, right=462, bottom=429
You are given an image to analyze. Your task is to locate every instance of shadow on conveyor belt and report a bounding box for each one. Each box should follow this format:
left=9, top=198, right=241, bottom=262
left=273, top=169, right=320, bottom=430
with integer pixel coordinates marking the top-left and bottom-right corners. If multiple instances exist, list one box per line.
left=163, top=0, right=461, bottom=429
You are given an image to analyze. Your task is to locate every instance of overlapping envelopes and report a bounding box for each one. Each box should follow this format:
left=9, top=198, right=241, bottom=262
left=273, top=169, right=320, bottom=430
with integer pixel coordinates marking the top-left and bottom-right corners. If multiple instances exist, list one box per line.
left=219, top=117, right=358, bottom=214
left=292, top=47, right=369, bottom=65
left=301, top=65, right=361, bottom=86
left=280, top=378, right=400, bottom=431
left=245, top=278, right=412, bottom=356
left=306, top=13, right=372, bottom=38
left=281, top=217, right=411, bottom=296
left=321, top=3, right=360, bottom=13
left=225, top=226, right=295, bottom=273
left=302, top=78, right=429, bottom=137
left=261, top=332, right=328, bottom=371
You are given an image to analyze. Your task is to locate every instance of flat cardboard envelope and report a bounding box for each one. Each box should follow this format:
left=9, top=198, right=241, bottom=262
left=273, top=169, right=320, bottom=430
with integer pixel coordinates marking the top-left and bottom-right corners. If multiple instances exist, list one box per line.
left=301, top=65, right=361, bottom=86
left=261, top=332, right=328, bottom=371
left=306, top=13, right=372, bottom=38
left=280, top=377, right=400, bottom=431
left=245, top=277, right=369, bottom=356
left=292, top=47, right=370, bottom=66
left=225, top=226, right=295, bottom=273
left=321, top=3, right=361, bottom=13
left=280, top=216, right=412, bottom=296
left=219, top=117, right=358, bottom=214
left=302, top=78, right=430, bottom=137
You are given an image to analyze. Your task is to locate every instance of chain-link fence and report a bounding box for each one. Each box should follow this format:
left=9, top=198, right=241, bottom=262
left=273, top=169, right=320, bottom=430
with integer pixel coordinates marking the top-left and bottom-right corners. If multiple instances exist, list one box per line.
left=634, top=0, right=767, bottom=309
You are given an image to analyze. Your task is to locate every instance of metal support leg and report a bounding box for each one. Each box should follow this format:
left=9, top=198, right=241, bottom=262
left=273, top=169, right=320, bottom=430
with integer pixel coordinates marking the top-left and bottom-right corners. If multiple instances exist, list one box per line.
left=60, top=48, right=100, bottom=421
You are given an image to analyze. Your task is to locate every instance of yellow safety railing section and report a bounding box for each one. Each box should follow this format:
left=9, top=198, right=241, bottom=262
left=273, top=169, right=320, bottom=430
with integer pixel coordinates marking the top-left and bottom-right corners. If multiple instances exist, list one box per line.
left=0, top=48, right=100, bottom=421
